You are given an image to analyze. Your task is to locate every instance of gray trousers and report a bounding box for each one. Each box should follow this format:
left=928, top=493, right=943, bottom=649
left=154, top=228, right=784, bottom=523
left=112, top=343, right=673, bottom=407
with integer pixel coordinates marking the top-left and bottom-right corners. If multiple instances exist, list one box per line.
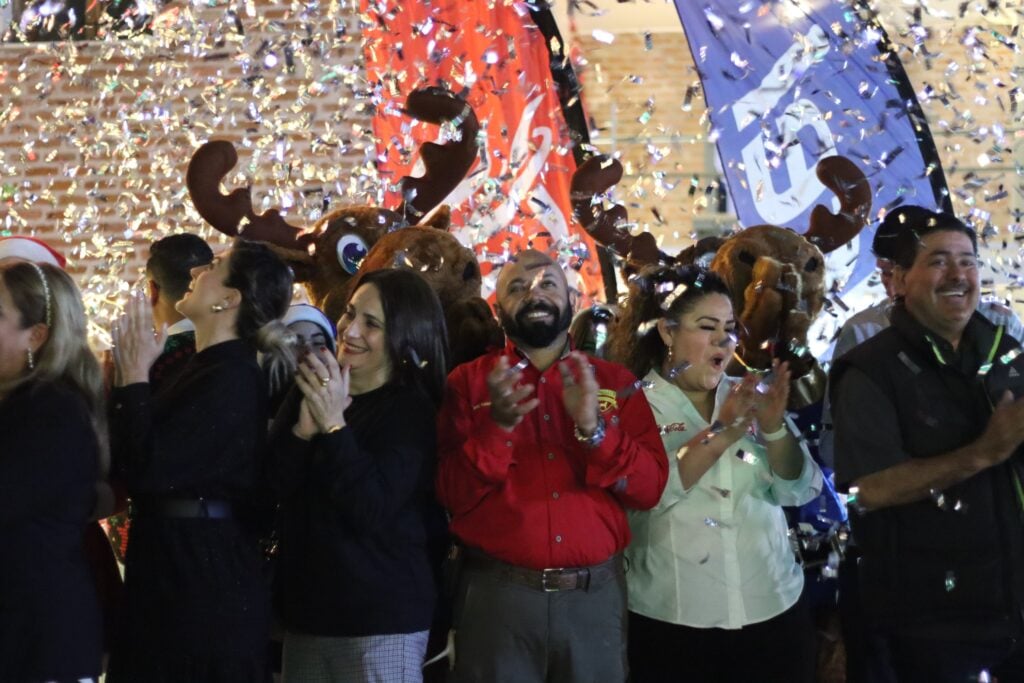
left=450, top=563, right=628, bottom=683
left=282, top=630, right=429, bottom=683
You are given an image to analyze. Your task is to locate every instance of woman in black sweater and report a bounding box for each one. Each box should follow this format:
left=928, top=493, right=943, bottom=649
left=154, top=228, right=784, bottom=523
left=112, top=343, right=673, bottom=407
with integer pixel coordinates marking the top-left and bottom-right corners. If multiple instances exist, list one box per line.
left=272, top=268, right=449, bottom=682
left=107, top=239, right=293, bottom=682
left=0, top=260, right=106, bottom=683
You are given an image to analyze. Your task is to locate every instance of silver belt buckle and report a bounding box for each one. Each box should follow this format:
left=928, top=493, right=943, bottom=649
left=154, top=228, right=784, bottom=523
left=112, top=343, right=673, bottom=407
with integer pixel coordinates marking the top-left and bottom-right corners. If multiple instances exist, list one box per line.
left=541, top=567, right=564, bottom=592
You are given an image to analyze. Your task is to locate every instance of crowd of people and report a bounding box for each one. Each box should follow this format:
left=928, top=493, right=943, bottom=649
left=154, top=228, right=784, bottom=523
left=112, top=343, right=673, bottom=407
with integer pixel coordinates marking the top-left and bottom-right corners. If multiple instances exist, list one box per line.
left=2, top=203, right=1024, bottom=683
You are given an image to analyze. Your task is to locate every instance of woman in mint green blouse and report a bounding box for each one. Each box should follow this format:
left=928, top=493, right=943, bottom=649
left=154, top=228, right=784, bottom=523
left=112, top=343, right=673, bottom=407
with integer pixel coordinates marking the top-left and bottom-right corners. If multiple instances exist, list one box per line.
left=607, top=265, right=822, bottom=683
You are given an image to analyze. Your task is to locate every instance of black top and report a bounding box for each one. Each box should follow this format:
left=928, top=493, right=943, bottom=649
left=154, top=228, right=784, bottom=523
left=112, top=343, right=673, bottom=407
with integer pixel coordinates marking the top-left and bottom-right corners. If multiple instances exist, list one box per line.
left=272, top=382, right=445, bottom=637
left=832, top=305, right=1024, bottom=639
left=107, top=339, right=272, bottom=683
left=0, top=380, right=102, bottom=682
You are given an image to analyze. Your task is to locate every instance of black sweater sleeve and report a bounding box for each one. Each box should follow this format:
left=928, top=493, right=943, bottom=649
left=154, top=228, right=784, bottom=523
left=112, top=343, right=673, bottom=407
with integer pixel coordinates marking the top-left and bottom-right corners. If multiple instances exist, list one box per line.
left=308, top=389, right=436, bottom=536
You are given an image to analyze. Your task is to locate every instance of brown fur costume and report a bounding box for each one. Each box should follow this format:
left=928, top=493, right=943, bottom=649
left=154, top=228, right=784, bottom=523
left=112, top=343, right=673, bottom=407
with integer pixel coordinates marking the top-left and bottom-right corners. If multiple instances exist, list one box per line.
left=186, top=87, right=502, bottom=366
left=573, top=154, right=871, bottom=407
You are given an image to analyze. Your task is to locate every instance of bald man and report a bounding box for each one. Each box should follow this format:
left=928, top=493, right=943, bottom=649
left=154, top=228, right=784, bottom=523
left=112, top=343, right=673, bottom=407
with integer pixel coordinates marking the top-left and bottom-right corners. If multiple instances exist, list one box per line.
left=436, top=250, right=668, bottom=683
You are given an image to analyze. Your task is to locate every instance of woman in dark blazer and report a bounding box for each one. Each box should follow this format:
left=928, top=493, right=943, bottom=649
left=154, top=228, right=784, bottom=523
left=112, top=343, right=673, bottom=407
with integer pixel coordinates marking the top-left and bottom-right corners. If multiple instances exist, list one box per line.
left=107, top=239, right=292, bottom=683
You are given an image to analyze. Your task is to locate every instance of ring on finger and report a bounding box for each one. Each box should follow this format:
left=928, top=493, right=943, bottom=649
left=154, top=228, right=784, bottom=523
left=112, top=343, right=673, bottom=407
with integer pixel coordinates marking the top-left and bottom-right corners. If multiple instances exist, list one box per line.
left=318, top=375, right=330, bottom=387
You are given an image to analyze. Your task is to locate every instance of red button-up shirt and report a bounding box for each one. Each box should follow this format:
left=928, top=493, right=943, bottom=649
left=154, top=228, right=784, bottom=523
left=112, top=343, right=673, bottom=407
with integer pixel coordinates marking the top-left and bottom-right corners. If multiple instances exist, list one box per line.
left=437, top=341, right=668, bottom=570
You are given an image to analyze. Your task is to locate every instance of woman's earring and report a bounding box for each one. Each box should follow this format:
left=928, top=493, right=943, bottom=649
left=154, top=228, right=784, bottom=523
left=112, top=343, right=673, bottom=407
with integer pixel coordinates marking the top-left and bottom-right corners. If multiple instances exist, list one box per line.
left=26, top=348, right=34, bottom=370
left=210, top=303, right=225, bottom=313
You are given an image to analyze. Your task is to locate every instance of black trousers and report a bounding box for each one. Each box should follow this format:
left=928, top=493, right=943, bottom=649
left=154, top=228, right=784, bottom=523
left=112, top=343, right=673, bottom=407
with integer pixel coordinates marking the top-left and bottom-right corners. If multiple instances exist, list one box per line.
left=627, top=591, right=816, bottom=683
left=888, top=635, right=1024, bottom=683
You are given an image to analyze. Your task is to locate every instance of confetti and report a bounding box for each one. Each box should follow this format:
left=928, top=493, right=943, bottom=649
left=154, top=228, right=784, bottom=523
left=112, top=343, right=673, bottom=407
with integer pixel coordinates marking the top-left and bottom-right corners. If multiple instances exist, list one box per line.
left=846, top=486, right=866, bottom=515
left=709, top=485, right=731, bottom=498
left=509, top=358, right=529, bottom=374
left=617, top=379, right=653, bottom=400
left=1000, top=348, right=1022, bottom=365
left=667, top=361, right=691, bottom=379
left=736, top=449, right=758, bottom=465
left=406, top=348, right=429, bottom=369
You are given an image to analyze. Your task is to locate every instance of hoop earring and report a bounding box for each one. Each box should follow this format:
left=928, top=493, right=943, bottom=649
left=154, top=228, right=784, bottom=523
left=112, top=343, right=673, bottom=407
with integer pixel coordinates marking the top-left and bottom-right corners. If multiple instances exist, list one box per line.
left=210, top=303, right=226, bottom=313
left=26, top=348, right=34, bottom=371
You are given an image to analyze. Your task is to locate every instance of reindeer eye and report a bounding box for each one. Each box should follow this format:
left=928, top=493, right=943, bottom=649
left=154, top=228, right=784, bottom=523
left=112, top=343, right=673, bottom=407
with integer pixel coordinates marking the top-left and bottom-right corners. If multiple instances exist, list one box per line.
left=336, top=235, right=369, bottom=275
left=804, top=257, right=820, bottom=272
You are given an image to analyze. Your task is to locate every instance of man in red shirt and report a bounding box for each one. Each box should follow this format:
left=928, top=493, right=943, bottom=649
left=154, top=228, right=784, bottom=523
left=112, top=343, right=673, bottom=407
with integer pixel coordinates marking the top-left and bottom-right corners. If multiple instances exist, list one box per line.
left=437, top=250, right=668, bottom=682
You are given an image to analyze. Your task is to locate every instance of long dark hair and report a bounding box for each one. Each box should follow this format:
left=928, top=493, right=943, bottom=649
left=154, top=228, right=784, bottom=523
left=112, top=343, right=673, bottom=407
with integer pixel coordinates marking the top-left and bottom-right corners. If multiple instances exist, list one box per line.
left=224, top=239, right=295, bottom=382
left=347, top=268, right=449, bottom=407
left=607, top=264, right=731, bottom=379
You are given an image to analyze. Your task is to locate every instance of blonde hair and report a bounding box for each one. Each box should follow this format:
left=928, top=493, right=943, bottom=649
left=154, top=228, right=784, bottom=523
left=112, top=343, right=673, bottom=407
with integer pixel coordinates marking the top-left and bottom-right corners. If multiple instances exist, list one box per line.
left=0, top=261, right=109, bottom=476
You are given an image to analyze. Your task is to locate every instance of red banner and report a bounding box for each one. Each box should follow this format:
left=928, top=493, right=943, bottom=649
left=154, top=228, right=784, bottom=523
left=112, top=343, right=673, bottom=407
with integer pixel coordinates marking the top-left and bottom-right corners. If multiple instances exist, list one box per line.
left=360, top=0, right=603, bottom=302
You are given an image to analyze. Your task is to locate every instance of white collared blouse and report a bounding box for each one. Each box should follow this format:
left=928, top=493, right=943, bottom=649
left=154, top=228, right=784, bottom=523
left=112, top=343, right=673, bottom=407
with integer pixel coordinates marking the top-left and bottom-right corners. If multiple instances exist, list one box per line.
left=625, top=370, right=823, bottom=629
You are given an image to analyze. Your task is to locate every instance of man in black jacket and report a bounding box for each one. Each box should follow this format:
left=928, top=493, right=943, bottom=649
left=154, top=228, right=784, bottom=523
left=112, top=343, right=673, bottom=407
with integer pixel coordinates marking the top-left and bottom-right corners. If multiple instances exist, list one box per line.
left=832, top=212, right=1024, bottom=682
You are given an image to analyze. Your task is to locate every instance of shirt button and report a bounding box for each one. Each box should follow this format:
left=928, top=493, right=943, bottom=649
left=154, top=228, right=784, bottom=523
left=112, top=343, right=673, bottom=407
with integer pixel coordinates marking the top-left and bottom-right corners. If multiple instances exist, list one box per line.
left=552, top=492, right=559, bottom=499
left=540, top=377, right=547, bottom=384
left=543, top=414, right=550, bottom=421
left=555, top=535, right=562, bottom=543
left=505, top=441, right=513, bottom=447
left=547, top=452, right=555, bottom=460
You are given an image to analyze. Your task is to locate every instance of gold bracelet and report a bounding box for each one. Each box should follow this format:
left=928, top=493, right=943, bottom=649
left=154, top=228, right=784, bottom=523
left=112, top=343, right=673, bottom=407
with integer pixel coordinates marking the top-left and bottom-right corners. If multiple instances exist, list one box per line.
left=325, top=424, right=344, bottom=434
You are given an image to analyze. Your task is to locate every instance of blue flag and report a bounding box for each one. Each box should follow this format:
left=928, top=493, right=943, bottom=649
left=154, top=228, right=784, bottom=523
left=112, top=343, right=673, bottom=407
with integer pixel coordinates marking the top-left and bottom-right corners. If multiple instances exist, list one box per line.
left=672, top=1, right=950, bottom=293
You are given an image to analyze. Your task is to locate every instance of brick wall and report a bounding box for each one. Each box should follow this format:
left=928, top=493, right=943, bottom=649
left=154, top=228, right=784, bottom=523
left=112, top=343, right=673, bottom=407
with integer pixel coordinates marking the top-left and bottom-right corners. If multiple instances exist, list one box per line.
left=0, top=1, right=377, bottom=343
left=3, top=3, right=1023, bottom=339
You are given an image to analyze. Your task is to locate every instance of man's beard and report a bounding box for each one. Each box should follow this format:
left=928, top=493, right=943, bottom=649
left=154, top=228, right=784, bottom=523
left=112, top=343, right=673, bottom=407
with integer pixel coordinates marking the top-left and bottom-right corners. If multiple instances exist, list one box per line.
left=499, top=299, right=573, bottom=349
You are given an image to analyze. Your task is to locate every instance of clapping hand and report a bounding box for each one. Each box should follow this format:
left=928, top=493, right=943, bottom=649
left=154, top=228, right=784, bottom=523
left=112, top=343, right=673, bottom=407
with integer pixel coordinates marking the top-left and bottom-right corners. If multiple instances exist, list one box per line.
left=294, top=350, right=351, bottom=438
left=111, top=292, right=167, bottom=387
left=753, top=359, right=791, bottom=433
left=559, top=352, right=600, bottom=435
left=718, top=373, right=758, bottom=432
left=487, top=356, right=539, bottom=430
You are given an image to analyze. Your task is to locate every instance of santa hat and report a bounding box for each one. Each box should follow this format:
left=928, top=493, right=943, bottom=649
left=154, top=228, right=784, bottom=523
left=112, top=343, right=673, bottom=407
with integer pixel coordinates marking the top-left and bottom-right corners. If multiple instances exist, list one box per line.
left=283, top=303, right=337, bottom=353
left=0, top=236, right=67, bottom=269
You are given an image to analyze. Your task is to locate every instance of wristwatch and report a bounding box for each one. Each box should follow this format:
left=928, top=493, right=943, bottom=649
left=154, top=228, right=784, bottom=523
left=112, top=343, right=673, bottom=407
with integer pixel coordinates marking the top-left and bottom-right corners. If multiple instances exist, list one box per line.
left=574, top=415, right=607, bottom=448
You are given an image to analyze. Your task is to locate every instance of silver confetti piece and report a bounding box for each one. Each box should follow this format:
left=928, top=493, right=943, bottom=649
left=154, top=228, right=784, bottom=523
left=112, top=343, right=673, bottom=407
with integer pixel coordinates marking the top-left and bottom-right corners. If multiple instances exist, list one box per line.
left=704, top=517, right=730, bottom=529
left=618, top=379, right=654, bottom=400
left=667, top=361, right=691, bottom=379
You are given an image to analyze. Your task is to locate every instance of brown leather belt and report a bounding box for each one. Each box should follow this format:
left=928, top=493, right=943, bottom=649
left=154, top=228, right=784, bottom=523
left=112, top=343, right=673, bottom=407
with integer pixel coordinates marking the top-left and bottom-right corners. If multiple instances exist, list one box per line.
left=468, top=551, right=624, bottom=592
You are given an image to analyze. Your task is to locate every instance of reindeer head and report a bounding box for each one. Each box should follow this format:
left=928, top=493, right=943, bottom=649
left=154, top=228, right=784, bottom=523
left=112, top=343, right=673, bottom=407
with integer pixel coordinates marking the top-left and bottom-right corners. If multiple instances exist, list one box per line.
left=575, top=151, right=871, bottom=407
left=710, top=155, right=871, bottom=382
left=186, top=87, right=481, bottom=323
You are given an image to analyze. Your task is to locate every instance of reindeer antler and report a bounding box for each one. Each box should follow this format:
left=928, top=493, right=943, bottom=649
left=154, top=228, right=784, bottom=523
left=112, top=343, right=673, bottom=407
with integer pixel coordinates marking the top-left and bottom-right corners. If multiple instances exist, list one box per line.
left=186, top=140, right=315, bottom=253
left=571, top=155, right=663, bottom=266
left=397, top=87, right=481, bottom=222
left=803, top=156, right=872, bottom=254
